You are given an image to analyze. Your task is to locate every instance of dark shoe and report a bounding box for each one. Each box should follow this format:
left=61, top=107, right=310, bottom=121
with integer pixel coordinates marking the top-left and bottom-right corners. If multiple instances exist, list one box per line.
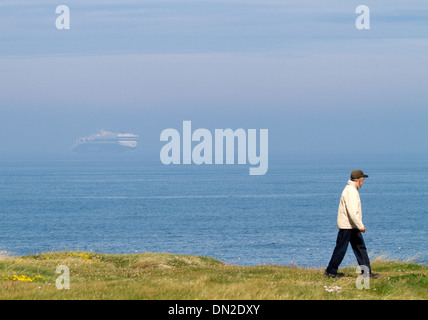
left=324, top=271, right=342, bottom=278
left=370, top=273, right=380, bottom=279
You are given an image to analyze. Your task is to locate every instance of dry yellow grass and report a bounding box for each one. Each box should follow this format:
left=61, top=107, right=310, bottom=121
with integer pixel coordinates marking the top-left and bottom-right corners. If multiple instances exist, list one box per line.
left=0, top=251, right=426, bottom=300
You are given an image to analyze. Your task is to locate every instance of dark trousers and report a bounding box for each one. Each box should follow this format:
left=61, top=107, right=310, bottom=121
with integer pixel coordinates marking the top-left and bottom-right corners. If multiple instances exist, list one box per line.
left=326, top=229, right=371, bottom=275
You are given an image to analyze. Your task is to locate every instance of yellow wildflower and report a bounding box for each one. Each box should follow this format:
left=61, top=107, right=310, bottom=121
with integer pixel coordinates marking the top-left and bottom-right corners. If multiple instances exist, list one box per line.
left=4, top=274, right=45, bottom=282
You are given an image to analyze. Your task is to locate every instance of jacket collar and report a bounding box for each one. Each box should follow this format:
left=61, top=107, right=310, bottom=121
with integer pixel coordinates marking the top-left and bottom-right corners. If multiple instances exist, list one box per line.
left=348, top=180, right=360, bottom=190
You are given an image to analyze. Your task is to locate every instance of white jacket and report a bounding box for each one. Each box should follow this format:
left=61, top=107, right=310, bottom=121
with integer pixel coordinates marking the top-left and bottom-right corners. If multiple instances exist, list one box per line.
left=337, top=180, right=365, bottom=230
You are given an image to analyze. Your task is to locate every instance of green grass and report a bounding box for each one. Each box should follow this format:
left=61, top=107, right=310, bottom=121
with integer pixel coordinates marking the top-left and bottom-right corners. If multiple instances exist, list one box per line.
left=0, top=251, right=426, bottom=300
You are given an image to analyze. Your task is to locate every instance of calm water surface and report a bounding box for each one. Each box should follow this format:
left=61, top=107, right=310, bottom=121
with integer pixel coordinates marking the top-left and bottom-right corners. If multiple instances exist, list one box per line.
left=0, top=153, right=426, bottom=267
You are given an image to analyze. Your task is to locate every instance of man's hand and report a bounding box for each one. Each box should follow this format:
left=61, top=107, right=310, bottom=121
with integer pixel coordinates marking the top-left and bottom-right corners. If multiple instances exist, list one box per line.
left=360, top=227, right=366, bottom=233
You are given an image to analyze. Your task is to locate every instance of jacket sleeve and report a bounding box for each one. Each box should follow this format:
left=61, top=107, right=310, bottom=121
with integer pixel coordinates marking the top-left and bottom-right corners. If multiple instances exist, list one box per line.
left=345, top=189, right=364, bottom=230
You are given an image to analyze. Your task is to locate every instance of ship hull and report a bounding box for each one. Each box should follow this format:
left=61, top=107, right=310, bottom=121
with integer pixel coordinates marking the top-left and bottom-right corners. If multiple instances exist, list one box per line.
left=71, top=143, right=136, bottom=153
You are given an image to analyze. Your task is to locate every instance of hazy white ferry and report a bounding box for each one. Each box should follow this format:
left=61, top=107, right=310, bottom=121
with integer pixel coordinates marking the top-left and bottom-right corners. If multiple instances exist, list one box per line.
left=71, top=129, right=138, bottom=153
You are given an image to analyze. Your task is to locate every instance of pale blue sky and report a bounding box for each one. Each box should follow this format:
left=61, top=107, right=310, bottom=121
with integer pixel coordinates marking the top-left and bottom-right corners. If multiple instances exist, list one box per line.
left=0, top=0, right=427, bottom=156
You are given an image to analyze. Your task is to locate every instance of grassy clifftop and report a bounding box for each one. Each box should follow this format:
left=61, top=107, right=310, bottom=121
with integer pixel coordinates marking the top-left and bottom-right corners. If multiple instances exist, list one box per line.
left=0, top=251, right=426, bottom=300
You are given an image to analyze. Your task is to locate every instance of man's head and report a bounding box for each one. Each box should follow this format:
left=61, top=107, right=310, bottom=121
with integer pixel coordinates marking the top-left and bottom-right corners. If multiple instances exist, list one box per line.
left=351, top=170, right=368, bottom=188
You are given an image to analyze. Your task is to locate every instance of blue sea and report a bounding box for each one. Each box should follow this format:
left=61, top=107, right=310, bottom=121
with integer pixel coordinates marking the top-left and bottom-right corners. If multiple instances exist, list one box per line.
left=0, top=153, right=427, bottom=267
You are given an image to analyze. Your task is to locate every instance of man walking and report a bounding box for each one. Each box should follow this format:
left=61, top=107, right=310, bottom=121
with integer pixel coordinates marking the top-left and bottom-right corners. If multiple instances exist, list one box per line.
left=325, top=170, right=379, bottom=278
